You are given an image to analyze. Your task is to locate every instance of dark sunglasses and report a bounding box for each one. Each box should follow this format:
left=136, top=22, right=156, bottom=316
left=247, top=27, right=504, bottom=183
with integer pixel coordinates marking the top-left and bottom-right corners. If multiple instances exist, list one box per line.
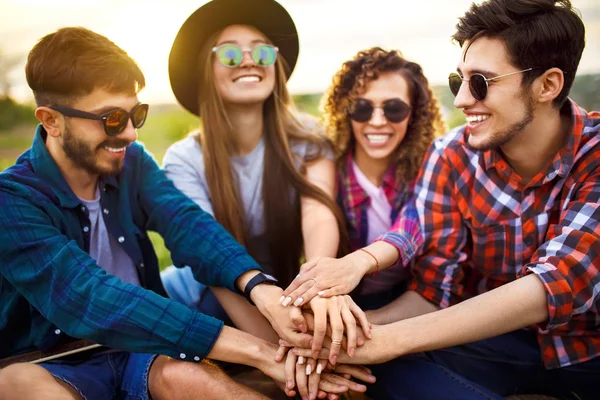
left=349, top=98, right=412, bottom=124
left=212, top=43, right=278, bottom=68
left=49, top=103, right=149, bottom=136
left=448, top=68, right=535, bottom=101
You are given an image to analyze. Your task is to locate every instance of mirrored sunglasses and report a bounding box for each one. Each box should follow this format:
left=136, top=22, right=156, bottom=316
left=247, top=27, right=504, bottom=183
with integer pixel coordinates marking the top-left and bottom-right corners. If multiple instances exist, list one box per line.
left=212, top=44, right=279, bottom=68
left=49, top=103, right=149, bottom=136
left=349, top=98, right=412, bottom=124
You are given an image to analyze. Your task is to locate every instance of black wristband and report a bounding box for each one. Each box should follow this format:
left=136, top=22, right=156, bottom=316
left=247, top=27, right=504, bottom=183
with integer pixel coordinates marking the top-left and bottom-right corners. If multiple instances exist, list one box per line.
left=244, top=272, right=278, bottom=306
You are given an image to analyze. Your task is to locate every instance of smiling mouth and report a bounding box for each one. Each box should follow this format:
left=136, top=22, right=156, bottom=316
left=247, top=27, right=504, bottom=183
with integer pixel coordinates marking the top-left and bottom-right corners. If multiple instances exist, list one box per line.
left=233, top=75, right=262, bottom=83
left=466, top=115, right=490, bottom=123
left=365, top=134, right=392, bottom=144
left=103, top=145, right=127, bottom=153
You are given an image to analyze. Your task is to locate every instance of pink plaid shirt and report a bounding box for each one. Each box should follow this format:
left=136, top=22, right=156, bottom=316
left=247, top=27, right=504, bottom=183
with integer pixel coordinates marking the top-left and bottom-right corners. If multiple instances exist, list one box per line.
left=337, top=152, right=422, bottom=294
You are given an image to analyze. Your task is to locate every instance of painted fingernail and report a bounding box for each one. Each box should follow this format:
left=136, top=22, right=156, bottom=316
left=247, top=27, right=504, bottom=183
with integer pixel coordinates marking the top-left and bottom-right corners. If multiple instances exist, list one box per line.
left=298, top=356, right=304, bottom=364
left=279, top=296, right=285, bottom=304
left=282, top=297, right=292, bottom=306
left=294, top=297, right=304, bottom=307
left=316, top=363, right=323, bottom=374
left=305, top=364, right=312, bottom=375
left=317, top=291, right=325, bottom=296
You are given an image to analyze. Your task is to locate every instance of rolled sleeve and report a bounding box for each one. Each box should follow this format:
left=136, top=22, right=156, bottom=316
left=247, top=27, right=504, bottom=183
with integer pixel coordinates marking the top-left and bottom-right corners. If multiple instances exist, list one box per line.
left=376, top=195, right=423, bottom=267
left=519, top=170, right=600, bottom=330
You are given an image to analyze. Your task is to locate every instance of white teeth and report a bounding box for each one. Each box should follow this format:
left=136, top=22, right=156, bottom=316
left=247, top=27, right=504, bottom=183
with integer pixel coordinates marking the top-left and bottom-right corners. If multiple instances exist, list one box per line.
left=366, top=134, right=390, bottom=144
left=104, top=146, right=126, bottom=153
left=466, top=115, right=490, bottom=123
left=234, top=75, right=261, bottom=83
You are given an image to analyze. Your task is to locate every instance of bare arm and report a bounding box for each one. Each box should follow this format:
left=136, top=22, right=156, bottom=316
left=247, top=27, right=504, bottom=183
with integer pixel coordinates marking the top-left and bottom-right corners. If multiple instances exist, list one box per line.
left=366, top=289, right=438, bottom=325
left=296, top=274, right=548, bottom=365
left=210, top=287, right=279, bottom=343
left=301, top=157, right=339, bottom=260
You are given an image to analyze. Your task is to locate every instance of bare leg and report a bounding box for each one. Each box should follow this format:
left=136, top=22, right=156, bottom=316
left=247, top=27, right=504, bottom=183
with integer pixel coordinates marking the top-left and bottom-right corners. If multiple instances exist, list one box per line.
left=148, top=355, right=270, bottom=400
left=210, top=287, right=279, bottom=343
left=0, top=363, right=81, bottom=400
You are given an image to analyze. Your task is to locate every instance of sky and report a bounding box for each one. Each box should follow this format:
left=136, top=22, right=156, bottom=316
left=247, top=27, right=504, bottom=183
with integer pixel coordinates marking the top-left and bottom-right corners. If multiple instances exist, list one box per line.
left=1, top=0, right=599, bottom=105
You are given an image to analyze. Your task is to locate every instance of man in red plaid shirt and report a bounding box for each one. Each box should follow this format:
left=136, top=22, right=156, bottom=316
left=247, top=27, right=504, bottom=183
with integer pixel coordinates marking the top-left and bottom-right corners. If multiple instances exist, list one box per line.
left=290, top=0, right=600, bottom=398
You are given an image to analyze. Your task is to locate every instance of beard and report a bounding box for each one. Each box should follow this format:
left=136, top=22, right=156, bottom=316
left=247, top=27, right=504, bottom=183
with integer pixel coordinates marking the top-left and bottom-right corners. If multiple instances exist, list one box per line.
left=468, top=91, right=535, bottom=152
left=62, top=123, right=127, bottom=177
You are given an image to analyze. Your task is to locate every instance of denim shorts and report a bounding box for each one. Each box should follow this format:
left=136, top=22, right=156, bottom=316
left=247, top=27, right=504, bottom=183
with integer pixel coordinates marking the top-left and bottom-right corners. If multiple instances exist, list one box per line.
left=40, top=351, right=157, bottom=400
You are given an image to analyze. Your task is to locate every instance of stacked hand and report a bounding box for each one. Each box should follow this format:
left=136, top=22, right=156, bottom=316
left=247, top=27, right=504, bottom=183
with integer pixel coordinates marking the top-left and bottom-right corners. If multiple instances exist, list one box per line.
left=281, top=255, right=370, bottom=308
left=253, top=283, right=376, bottom=398
left=274, top=295, right=375, bottom=399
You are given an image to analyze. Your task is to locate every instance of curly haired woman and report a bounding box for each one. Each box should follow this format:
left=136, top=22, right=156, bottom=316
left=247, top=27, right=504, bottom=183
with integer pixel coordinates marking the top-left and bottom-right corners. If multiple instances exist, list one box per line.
left=281, top=47, right=445, bottom=314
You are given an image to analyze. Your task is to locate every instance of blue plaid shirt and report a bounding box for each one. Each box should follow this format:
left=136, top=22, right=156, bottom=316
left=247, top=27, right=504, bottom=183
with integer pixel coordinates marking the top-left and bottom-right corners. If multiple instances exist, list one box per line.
left=0, top=125, right=262, bottom=361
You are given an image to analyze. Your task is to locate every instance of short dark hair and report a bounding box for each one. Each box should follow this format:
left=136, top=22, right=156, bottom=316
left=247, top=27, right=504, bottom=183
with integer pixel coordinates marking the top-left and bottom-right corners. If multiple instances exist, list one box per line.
left=26, top=27, right=145, bottom=106
left=453, top=0, right=585, bottom=107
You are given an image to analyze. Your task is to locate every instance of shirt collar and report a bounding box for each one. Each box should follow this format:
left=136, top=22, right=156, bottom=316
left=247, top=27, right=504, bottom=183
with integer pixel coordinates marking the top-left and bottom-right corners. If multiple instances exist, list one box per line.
left=343, top=149, right=402, bottom=207
left=29, top=124, right=119, bottom=208
left=479, top=99, right=580, bottom=181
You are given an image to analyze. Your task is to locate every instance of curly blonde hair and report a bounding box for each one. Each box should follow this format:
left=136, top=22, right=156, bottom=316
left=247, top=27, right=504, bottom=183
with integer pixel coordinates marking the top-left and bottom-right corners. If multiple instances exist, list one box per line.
left=323, top=47, right=446, bottom=183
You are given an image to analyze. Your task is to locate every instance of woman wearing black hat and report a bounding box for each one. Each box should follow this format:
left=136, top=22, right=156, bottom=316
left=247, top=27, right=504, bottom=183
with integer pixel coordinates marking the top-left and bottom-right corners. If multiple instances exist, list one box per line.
left=162, top=0, right=373, bottom=398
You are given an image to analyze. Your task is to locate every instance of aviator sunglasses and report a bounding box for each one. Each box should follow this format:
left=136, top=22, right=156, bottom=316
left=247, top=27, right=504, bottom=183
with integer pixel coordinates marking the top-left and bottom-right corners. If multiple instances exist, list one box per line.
left=49, top=103, right=149, bottom=136
left=349, top=98, right=412, bottom=124
left=212, top=43, right=279, bottom=68
left=448, top=68, right=536, bottom=101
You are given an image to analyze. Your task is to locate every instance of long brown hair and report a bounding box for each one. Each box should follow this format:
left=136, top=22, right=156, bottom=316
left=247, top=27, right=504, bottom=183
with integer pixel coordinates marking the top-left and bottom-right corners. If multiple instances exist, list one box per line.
left=323, top=47, right=445, bottom=184
left=196, top=28, right=348, bottom=286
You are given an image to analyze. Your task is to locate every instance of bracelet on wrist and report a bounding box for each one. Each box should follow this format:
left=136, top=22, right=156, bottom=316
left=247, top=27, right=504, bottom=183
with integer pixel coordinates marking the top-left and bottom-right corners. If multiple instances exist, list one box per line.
left=359, top=248, right=380, bottom=275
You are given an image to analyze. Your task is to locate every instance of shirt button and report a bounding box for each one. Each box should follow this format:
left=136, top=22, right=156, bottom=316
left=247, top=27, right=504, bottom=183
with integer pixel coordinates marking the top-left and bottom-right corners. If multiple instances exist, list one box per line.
left=80, top=206, right=86, bottom=212
left=194, top=356, right=200, bottom=361
left=524, top=237, right=533, bottom=246
left=140, top=263, right=145, bottom=268
left=118, top=236, right=125, bottom=243
left=103, top=209, right=109, bottom=215
left=54, top=329, right=61, bottom=335
left=179, top=353, right=186, bottom=359
left=83, top=226, right=90, bottom=233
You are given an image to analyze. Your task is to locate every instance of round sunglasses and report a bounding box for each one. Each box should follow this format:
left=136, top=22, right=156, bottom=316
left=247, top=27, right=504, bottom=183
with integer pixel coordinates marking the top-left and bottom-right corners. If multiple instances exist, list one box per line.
left=448, top=68, right=536, bottom=101
left=49, top=103, right=149, bottom=136
left=349, top=98, right=412, bottom=124
left=212, top=43, right=279, bottom=68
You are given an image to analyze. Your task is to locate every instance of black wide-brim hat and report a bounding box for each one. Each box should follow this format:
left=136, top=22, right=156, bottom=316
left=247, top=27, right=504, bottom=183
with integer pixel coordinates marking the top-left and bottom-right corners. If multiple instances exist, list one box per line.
left=169, top=0, right=299, bottom=116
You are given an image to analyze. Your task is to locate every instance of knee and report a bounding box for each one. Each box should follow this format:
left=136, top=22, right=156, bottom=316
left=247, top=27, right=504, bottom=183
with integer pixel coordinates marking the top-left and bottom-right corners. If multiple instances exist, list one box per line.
left=0, top=363, right=52, bottom=396
left=149, top=356, right=227, bottom=399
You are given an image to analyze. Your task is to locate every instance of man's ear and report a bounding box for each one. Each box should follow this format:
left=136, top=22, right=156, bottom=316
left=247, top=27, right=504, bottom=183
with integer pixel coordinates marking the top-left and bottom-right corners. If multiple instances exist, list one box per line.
left=534, top=67, right=565, bottom=105
left=35, top=107, right=63, bottom=138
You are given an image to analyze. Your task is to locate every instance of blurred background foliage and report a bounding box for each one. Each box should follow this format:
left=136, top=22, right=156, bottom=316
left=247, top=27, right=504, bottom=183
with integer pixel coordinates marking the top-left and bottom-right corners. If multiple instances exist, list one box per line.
left=1, top=73, right=599, bottom=269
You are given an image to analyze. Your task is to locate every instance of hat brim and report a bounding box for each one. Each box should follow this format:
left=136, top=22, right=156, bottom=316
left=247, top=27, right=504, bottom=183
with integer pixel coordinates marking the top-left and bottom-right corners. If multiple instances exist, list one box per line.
left=169, top=0, right=299, bottom=116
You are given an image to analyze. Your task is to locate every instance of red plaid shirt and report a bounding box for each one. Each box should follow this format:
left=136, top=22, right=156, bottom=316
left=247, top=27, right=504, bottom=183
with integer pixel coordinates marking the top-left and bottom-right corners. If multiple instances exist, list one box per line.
left=411, top=100, right=600, bottom=369
left=337, top=152, right=422, bottom=293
